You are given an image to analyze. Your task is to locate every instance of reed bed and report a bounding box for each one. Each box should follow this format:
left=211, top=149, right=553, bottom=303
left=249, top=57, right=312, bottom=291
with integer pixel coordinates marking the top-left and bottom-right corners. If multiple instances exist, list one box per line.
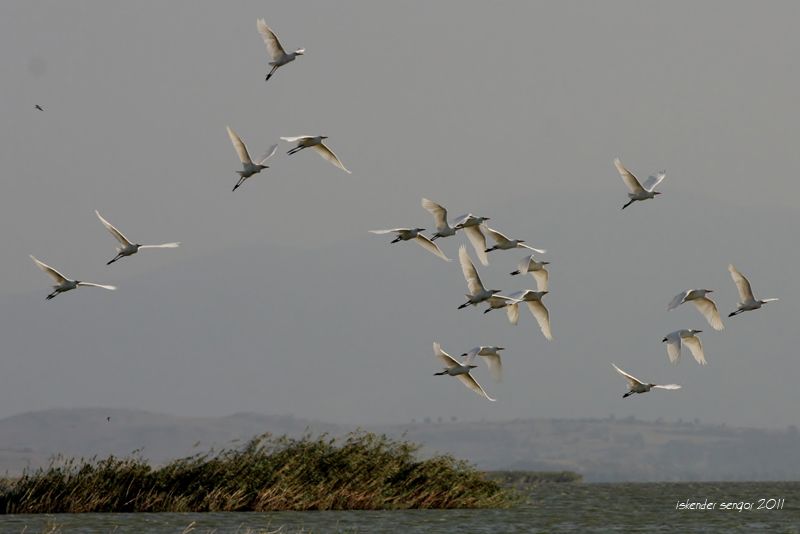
left=0, top=431, right=510, bottom=513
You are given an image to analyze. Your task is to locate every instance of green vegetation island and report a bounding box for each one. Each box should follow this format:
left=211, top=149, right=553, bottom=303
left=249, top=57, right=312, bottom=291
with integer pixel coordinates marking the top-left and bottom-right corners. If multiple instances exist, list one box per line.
left=0, top=432, right=579, bottom=513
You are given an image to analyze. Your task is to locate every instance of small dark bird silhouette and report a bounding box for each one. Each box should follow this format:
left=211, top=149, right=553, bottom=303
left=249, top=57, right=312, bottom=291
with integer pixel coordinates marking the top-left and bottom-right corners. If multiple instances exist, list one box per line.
left=106, top=416, right=111, bottom=422
left=34, top=105, right=44, bottom=111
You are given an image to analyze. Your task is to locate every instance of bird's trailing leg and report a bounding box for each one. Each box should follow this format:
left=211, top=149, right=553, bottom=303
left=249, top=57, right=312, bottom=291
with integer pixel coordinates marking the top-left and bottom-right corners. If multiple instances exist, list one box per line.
left=265, top=65, right=278, bottom=81
left=623, top=392, right=633, bottom=398
left=434, top=371, right=448, bottom=376
left=107, top=253, right=124, bottom=266
left=390, top=236, right=402, bottom=243
left=457, top=302, right=470, bottom=310
left=46, top=291, right=58, bottom=300
left=510, top=270, right=520, bottom=276
left=287, top=145, right=306, bottom=155
left=621, top=200, right=634, bottom=210
left=232, top=176, right=247, bottom=192
left=728, top=309, right=744, bottom=317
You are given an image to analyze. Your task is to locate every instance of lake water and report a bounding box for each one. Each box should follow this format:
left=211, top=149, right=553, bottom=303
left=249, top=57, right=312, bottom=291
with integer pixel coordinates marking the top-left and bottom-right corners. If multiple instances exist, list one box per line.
left=2, top=482, right=798, bottom=533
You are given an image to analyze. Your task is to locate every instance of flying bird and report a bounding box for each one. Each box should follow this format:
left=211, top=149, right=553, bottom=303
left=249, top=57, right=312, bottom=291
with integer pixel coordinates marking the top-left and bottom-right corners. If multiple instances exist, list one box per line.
left=281, top=136, right=351, bottom=173
left=369, top=228, right=450, bottom=261
left=485, top=227, right=546, bottom=254
left=461, top=346, right=504, bottom=382
left=668, top=289, right=724, bottom=331
left=482, top=295, right=521, bottom=325
left=727, top=264, right=779, bottom=317
left=421, top=198, right=460, bottom=241
left=510, top=254, right=549, bottom=291
left=34, top=104, right=44, bottom=111
left=227, top=126, right=278, bottom=191
left=95, top=211, right=180, bottom=265
left=457, top=245, right=501, bottom=309
left=662, top=329, right=706, bottom=365
left=612, top=363, right=681, bottom=398
left=257, top=18, right=304, bottom=82
left=614, top=158, right=665, bottom=210
left=453, top=214, right=490, bottom=266
left=30, top=255, right=116, bottom=300
left=509, top=290, right=553, bottom=340
left=433, top=342, right=496, bottom=401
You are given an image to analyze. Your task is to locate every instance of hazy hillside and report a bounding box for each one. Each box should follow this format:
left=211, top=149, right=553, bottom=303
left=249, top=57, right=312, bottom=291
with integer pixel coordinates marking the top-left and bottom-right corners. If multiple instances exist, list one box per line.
left=2, top=408, right=799, bottom=482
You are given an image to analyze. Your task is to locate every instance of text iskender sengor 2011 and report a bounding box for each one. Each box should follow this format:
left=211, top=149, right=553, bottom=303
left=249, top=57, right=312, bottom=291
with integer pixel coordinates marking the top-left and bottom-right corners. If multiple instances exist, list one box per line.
left=676, top=498, right=785, bottom=511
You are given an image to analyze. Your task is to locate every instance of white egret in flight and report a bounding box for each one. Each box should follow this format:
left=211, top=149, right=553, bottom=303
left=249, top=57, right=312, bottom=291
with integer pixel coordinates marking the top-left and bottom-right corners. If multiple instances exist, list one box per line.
left=369, top=228, right=450, bottom=261
left=257, top=19, right=304, bottom=82
left=281, top=136, right=351, bottom=173
left=30, top=256, right=116, bottom=300
left=662, top=329, right=706, bottom=365
left=614, top=158, right=665, bottom=210
left=612, top=363, right=681, bottom=398
left=668, top=289, right=724, bottom=331
left=433, top=342, right=496, bottom=401
left=727, top=264, right=779, bottom=317
left=95, top=211, right=180, bottom=265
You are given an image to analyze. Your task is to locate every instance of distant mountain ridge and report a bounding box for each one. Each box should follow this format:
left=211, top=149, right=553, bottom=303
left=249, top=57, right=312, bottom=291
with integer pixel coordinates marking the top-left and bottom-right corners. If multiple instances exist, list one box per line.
left=2, top=408, right=799, bottom=482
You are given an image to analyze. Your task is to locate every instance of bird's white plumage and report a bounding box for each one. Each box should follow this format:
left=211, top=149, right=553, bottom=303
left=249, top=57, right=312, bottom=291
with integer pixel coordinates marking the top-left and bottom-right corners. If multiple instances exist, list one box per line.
left=463, top=225, right=489, bottom=266
left=692, top=297, right=724, bottom=331
left=614, top=158, right=645, bottom=194
left=30, top=255, right=67, bottom=284
left=77, top=282, right=117, bottom=291
left=664, top=332, right=682, bottom=364
left=413, top=235, right=451, bottom=262
left=312, top=143, right=351, bottom=174
left=433, top=342, right=495, bottom=401
left=612, top=363, right=642, bottom=388
left=652, top=384, right=682, bottom=390
left=138, top=243, right=181, bottom=249
left=642, top=171, right=666, bottom=192
left=95, top=210, right=132, bottom=247
left=257, top=144, right=278, bottom=165
left=683, top=335, right=706, bottom=366
left=526, top=300, right=552, bottom=340
left=459, top=245, right=485, bottom=296
left=280, top=135, right=311, bottom=143
left=257, top=18, right=286, bottom=60
left=421, top=198, right=448, bottom=229
left=728, top=264, right=755, bottom=303
left=227, top=126, right=253, bottom=164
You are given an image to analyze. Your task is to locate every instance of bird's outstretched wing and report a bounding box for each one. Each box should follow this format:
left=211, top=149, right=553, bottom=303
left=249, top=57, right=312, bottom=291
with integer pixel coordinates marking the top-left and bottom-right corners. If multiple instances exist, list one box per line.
left=612, top=363, right=642, bottom=388
left=433, top=342, right=459, bottom=369
left=531, top=268, right=549, bottom=292
left=313, top=143, right=351, bottom=173
left=458, top=245, right=484, bottom=295
left=369, top=228, right=407, bottom=235
left=421, top=198, right=448, bottom=230
left=30, top=255, right=68, bottom=284
left=506, top=302, right=520, bottom=325
left=519, top=243, right=547, bottom=254
left=138, top=243, right=181, bottom=249
left=76, top=282, right=117, bottom=291
left=653, top=384, right=682, bottom=390
left=728, top=264, right=754, bottom=303
left=642, top=171, right=666, bottom=192
left=280, top=135, right=313, bottom=143
left=95, top=210, right=133, bottom=247
left=683, top=335, right=707, bottom=366
left=668, top=291, right=689, bottom=310
left=227, top=126, right=252, bottom=164
left=485, top=227, right=511, bottom=246
left=614, top=158, right=645, bottom=194
left=693, top=297, right=724, bottom=331
left=463, top=225, right=489, bottom=266
left=456, top=372, right=496, bottom=401
left=257, top=18, right=286, bottom=61
left=480, top=353, right=503, bottom=383
left=257, top=144, right=279, bottom=165
left=413, top=235, right=451, bottom=261
left=663, top=331, right=682, bottom=364
left=526, top=300, right=553, bottom=340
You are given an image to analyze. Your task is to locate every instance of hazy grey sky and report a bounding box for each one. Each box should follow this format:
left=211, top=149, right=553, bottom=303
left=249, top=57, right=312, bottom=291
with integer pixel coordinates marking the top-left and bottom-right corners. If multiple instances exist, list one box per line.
left=1, top=1, right=799, bottom=428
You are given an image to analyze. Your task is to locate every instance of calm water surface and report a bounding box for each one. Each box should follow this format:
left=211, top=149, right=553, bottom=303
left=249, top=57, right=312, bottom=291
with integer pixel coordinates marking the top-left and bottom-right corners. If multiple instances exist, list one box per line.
left=3, top=482, right=799, bottom=533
